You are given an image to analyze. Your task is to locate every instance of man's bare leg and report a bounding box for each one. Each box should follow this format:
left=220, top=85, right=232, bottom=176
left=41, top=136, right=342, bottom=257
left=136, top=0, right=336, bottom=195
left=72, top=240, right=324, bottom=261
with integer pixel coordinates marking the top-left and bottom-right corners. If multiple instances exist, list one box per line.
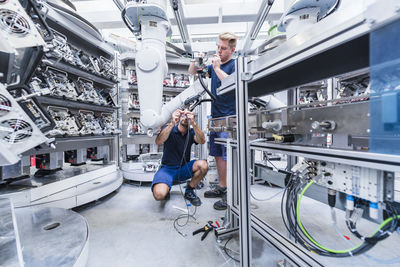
left=188, top=160, right=208, bottom=188
left=153, top=183, right=170, bottom=200
left=215, top=156, right=227, bottom=188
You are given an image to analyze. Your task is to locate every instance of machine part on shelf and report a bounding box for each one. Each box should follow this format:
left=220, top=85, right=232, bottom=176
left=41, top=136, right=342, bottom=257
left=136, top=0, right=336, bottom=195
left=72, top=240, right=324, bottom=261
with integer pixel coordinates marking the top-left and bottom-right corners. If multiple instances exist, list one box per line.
left=311, top=120, right=336, bottom=131
left=0, top=0, right=46, bottom=49
left=47, top=106, right=80, bottom=136
left=64, top=148, right=87, bottom=166
left=7, top=86, right=55, bottom=132
left=34, top=151, right=63, bottom=177
left=262, top=119, right=282, bottom=131
left=76, top=110, right=103, bottom=136
left=87, top=145, right=109, bottom=162
left=128, top=93, right=140, bottom=110
left=74, top=78, right=105, bottom=105
left=45, top=29, right=76, bottom=65
left=40, top=67, right=79, bottom=100
left=0, top=155, right=30, bottom=182
left=99, top=113, right=120, bottom=135
left=306, top=159, right=386, bottom=203
left=0, top=84, right=49, bottom=166
left=128, top=117, right=143, bottom=135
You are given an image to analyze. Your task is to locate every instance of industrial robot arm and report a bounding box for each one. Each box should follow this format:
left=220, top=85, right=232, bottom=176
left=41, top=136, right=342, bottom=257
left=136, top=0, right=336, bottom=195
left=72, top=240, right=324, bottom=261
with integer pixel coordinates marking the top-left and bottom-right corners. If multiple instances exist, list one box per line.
left=122, top=1, right=211, bottom=136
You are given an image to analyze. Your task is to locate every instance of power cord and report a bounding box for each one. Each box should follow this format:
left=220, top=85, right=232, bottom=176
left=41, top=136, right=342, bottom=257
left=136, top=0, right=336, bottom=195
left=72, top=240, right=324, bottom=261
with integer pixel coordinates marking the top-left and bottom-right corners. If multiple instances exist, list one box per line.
left=283, top=179, right=400, bottom=257
left=223, top=236, right=240, bottom=263
left=172, top=121, right=198, bottom=237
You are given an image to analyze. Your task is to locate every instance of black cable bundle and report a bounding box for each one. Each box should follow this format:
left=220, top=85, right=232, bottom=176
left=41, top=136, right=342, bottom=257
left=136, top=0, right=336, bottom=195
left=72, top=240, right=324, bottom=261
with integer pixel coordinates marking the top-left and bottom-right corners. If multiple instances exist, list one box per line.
left=281, top=178, right=400, bottom=258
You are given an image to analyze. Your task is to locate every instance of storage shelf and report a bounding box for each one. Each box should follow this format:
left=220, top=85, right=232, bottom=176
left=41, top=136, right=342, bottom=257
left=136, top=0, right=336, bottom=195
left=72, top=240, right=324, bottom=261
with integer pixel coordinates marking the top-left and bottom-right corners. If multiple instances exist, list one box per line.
left=43, top=59, right=117, bottom=88
left=38, top=96, right=118, bottom=113
left=123, top=84, right=187, bottom=94
left=46, top=3, right=114, bottom=57
left=218, top=8, right=371, bottom=97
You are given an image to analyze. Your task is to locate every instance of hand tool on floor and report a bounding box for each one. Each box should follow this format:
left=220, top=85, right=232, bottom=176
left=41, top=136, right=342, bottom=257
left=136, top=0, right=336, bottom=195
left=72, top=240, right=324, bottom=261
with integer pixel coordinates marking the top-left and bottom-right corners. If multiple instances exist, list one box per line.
left=192, top=224, right=213, bottom=241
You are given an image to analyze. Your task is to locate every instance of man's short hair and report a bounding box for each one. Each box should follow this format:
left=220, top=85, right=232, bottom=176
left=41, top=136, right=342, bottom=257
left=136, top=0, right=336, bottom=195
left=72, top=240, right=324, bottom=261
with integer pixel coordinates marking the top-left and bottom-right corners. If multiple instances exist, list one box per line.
left=218, top=32, right=238, bottom=49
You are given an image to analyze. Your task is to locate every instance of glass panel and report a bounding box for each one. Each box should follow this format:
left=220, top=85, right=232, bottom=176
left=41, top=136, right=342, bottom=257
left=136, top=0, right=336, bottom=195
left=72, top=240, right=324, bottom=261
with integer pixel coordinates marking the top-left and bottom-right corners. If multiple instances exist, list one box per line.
left=370, top=19, right=400, bottom=155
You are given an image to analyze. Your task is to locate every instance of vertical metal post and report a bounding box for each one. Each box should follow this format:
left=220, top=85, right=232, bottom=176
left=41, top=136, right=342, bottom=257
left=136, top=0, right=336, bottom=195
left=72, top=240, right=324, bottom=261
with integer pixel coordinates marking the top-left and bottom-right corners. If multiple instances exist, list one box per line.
left=235, top=55, right=252, bottom=266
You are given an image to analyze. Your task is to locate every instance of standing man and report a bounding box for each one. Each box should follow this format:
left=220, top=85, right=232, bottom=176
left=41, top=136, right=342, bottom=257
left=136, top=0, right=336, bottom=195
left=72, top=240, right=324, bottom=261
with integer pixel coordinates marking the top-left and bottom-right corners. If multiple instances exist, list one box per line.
left=152, top=109, right=208, bottom=206
left=188, top=32, right=237, bottom=210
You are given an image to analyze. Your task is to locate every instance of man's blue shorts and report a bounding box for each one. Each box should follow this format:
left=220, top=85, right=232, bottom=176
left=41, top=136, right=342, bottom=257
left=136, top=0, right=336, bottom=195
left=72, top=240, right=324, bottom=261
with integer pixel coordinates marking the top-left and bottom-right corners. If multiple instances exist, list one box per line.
left=151, top=160, right=196, bottom=191
left=209, top=131, right=228, bottom=160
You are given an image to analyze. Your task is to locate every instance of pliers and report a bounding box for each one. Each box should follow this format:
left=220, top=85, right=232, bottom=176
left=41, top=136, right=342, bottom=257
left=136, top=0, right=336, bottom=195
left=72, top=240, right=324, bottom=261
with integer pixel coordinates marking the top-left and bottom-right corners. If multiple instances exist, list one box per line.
left=192, top=224, right=213, bottom=241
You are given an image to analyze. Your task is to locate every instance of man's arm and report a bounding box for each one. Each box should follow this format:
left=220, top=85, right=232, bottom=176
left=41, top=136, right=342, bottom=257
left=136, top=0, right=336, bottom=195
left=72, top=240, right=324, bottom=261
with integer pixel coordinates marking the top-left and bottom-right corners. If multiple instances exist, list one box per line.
left=185, top=110, right=206, bottom=144
left=212, top=55, right=229, bottom=81
left=155, top=109, right=182, bottom=146
left=155, top=123, right=174, bottom=146
left=188, top=60, right=197, bottom=76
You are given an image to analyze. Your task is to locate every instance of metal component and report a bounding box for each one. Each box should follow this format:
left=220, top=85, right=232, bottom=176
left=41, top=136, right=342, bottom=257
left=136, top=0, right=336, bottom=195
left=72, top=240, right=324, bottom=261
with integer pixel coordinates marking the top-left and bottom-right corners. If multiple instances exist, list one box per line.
left=0, top=198, right=24, bottom=267
left=0, top=84, right=49, bottom=166
left=235, top=55, right=252, bottom=266
left=214, top=227, right=239, bottom=241
left=242, top=0, right=274, bottom=53
left=262, top=119, right=282, bottom=131
left=240, top=72, right=253, bottom=81
left=170, top=0, right=192, bottom=54
left=15, top=206, right=88, bottom=266
left=0, top=0, right=45, bottom=48
left=311, top=120, right=336, bottom=131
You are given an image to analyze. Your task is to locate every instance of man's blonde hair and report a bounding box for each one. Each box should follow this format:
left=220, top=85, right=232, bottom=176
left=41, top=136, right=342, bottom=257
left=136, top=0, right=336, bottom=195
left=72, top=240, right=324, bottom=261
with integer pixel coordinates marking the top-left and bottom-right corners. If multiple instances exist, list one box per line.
left=218, top=32, right=238, bottom=49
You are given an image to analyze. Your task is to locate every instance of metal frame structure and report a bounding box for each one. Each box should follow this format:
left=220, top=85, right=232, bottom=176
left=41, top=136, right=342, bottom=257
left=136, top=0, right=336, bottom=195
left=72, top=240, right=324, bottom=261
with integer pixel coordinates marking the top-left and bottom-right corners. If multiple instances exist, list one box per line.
left=218, top=1, right=400, bottom=266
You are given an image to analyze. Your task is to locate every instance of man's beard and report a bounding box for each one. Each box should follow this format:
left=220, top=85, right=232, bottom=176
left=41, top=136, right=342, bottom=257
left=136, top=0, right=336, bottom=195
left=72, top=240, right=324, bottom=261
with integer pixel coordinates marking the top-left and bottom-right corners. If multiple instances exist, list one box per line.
left=180, top=120, right=188, bottom=128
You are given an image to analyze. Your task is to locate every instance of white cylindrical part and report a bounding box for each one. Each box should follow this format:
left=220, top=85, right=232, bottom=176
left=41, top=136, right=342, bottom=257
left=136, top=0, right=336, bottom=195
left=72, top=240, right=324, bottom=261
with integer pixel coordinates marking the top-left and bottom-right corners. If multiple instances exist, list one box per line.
left=264, top=95, right=286, bottom=110
left=369, top=202, right=379, bottom=220
left=136, top=18, right=168, bottom=129
left=262, top=120, right=282, bottom=131
left=346, top=195, right=354, bottom=211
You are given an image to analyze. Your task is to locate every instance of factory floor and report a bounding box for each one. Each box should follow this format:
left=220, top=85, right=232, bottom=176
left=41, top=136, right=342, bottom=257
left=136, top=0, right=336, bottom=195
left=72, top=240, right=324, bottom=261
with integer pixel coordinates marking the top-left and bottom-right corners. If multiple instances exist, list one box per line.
left=74, top=169, right=400, bottom=267
left=74, top=169, right=283, bottom=267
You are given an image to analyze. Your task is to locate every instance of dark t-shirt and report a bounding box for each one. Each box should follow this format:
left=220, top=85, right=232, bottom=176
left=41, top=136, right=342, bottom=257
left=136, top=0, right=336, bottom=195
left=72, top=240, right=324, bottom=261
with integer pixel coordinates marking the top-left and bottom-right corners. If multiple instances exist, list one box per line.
left=207, top=59, right=236, bottom=118
left=161, top=125, right=197, bottom=166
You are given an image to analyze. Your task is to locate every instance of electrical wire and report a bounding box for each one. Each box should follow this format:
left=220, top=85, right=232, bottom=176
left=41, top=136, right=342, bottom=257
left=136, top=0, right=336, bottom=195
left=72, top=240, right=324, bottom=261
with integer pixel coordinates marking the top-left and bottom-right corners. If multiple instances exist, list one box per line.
left=331, top=208, right=400, bottom=264
left=172, top=120, right=198, bottom=236
left=250, top=188, right=284, bottom=202
left=288, top=179, right=400, bottom=257
left=223, top=236, right=240, bottom=263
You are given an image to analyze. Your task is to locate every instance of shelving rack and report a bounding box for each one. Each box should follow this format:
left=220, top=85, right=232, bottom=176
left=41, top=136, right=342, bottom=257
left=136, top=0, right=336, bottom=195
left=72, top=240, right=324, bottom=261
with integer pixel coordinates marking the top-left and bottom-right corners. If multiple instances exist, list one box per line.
left=217, top=1, right=400, bottom=266
left=119, top=52, right=191, bottom=182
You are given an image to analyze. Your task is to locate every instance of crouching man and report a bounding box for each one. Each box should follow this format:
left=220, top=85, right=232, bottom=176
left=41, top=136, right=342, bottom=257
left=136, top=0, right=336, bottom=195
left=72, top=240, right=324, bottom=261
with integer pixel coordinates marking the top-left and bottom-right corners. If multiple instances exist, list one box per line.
left=152, top=109, right=208, bottom=206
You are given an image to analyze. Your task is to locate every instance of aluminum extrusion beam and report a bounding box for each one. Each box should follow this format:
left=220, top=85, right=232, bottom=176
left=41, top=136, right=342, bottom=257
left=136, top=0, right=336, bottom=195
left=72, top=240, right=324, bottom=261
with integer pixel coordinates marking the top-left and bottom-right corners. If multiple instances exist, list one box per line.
left=170, top=0, right=192, bottom=54
left=241, top=0, right=274, bottom=54
left=235, top=56, right=252, bottom=266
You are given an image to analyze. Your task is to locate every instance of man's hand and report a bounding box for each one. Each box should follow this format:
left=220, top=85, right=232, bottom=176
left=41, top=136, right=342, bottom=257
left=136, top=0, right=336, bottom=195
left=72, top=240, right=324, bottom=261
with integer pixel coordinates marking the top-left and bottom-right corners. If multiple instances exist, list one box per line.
left=184, top=109, right=195, bottom=126
left=171, top=109, right=182, bottom=125
left=212, top=54, right=221, bottom=70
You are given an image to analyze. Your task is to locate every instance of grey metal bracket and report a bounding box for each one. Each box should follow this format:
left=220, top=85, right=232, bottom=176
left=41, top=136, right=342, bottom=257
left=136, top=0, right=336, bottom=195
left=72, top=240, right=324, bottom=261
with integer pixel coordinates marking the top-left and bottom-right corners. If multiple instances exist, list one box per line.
left=241, top=72, right=253, bottom=81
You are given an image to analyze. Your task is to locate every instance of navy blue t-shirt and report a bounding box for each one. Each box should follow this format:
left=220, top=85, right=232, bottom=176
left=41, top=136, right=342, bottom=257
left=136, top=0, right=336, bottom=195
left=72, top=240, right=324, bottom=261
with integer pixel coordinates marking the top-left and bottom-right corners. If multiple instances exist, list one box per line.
left=207, top=59, right=236, bottom=118
left=161, top=126, right=197, bottom=166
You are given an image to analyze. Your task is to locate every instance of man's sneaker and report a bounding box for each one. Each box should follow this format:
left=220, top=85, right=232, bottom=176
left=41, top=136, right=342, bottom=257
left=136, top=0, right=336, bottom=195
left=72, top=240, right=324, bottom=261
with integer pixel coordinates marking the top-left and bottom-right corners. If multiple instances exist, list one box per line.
left=213, top=198, right=227, bottom=210
left=204, top=185, right=227, bottom=198
left=184, top=189, right=201, bottom=206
